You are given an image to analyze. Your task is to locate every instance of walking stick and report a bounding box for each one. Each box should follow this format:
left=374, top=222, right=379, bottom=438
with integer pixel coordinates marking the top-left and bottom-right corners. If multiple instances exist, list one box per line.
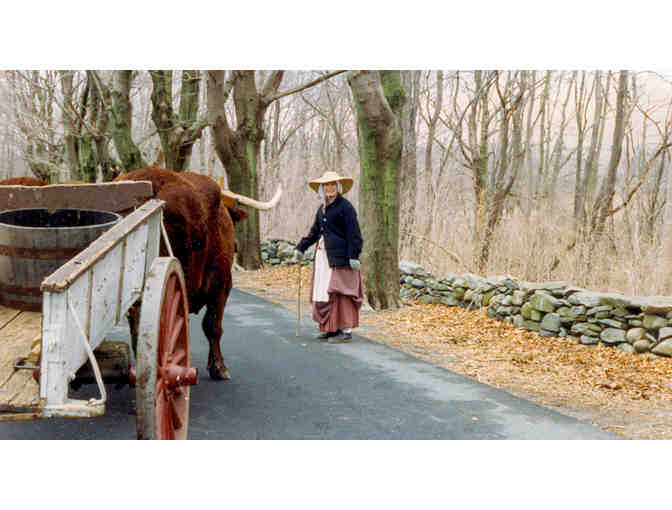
left=296, top=259, right=301, bottom=337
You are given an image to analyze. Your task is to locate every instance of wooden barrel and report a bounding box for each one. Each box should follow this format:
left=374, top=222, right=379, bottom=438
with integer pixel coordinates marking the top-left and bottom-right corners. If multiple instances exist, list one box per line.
left=0, top=209, right=121, bottom=311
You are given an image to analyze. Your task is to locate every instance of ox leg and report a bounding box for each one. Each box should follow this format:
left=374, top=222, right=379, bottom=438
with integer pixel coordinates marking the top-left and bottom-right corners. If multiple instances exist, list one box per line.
left=203, top=297, right=230, bottom=381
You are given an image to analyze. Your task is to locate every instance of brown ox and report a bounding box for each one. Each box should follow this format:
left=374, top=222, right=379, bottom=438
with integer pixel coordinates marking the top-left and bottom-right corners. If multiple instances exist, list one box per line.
left=114, top=167, right=267, bottom=380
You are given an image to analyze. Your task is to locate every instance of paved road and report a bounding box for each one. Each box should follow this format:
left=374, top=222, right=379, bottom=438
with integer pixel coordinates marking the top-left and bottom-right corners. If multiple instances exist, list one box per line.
left=0, top=289, right=615, bottom=439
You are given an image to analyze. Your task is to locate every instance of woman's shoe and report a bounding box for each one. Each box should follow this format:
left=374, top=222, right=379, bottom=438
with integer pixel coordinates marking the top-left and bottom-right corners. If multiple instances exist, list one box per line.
left=316, top=330, right=340, bottom=341
left=328, top=332, right=352, bottom=344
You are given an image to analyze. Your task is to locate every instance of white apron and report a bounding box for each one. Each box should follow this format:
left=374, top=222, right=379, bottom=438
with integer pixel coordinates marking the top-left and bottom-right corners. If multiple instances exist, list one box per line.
left=312, top=236, right=332, bottom=302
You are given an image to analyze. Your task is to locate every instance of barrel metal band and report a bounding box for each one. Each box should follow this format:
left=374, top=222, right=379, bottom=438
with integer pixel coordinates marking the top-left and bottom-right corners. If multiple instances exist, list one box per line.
left=0, top=281, right=42, bottom=297
left=0, top=295, right=41, bottom=312
left=0, top=244, right=80, bottom=260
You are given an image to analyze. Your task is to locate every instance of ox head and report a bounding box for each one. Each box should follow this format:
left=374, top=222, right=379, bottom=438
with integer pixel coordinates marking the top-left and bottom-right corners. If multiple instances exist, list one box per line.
left=228, top=207, right=249, bottom=225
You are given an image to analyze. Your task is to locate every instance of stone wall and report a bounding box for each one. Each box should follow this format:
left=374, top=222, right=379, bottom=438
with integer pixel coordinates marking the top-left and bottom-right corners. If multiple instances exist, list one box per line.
left=261, top=239, right=672, bottom=359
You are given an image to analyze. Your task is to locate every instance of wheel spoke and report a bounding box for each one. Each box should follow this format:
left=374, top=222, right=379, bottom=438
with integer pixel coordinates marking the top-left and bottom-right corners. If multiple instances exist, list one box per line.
left=156, top=386, right=169, bottom=438
left=168, top=281, right=181, bottom=324
left=158, top=277, right=177, bottom=363
left=169, top=396, right=183, bottom=431
left=165, top=316, right=185, bottom=359
left=172, top=347, right=187, bottom=365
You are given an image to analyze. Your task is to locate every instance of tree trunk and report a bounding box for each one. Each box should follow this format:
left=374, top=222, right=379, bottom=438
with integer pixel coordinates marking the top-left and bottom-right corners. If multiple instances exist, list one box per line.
left=59, top=70, right=80, bottom=180
left=580, top=71, right=604, bottom=220
left=590, top=70, right=628, bottom=239
left=422, top=71, right=444, bottom=243
left=470, top=71, right=492, bottom=247
left=348, top=70, right=405, bottom=310
left=536, top=71, right=550, bottom=197
left=523, top=70, right=536, bottom=211
left=105, top=70, right=146, bottom=175
left=207, top=70, right=268, bottom=269
left=573, top=71, right=587, bottom=221
left=477, top=72, right=525, bottom=273
left=59, top=71, right=111, bottom=182
left=399, top=70, right=420, bottom=257
left=150, top=70, right=207, bottom=172
left=548, top=72, right=573, bottom=203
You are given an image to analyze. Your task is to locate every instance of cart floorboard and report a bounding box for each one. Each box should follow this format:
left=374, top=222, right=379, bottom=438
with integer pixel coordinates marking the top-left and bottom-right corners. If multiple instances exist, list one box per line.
left=0, top=304, right=42, bottom=415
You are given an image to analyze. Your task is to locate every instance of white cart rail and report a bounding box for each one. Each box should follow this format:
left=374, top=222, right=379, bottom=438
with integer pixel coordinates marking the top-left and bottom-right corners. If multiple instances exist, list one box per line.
left=37, top=199, right=164, bottom=418
left=1, top=182, right=196, bottom=439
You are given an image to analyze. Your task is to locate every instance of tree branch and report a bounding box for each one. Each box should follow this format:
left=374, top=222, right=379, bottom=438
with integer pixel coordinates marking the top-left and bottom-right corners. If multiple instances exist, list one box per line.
left=400, top=229, right=467, bottom=270
left=608, top=142, right=672, bottom=217
left=265, top=70, right=346, bottom=105
left=262, top=70, right=285, bottom=99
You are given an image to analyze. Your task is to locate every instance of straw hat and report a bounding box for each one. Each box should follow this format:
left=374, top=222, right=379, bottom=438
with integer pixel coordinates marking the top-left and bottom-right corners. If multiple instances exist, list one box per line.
left=308, top=171, right=354, bottom=194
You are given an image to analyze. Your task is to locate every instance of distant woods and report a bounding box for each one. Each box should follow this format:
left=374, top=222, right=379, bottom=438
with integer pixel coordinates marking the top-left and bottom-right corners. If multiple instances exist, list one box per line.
left=1, top=70, right=672, bottom=300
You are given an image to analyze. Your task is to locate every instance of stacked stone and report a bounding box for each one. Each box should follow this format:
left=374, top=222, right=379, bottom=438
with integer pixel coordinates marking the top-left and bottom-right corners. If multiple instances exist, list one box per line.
left=260, top=239, right=314, bottom=266
left=396, top=259, right=672, bottom=359
left=264, top=249, right=672, bottom=359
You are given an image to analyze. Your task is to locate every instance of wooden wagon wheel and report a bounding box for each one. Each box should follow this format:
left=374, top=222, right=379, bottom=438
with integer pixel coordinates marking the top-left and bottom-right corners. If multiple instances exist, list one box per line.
left=136, top=257, right=198, bottom=440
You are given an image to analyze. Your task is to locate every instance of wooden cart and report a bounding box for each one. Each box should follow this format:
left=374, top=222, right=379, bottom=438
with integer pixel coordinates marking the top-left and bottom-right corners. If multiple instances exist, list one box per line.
left=0, top=182, right=198, bottom=439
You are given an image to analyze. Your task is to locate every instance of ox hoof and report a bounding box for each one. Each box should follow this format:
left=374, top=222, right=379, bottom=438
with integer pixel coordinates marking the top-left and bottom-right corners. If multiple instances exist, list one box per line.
left=208, top=364, right=231, bottom=381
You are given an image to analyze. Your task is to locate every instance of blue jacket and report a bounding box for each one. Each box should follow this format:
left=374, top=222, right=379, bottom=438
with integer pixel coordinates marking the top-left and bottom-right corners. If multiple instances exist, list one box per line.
left=296, top=194, right=363, bottom=268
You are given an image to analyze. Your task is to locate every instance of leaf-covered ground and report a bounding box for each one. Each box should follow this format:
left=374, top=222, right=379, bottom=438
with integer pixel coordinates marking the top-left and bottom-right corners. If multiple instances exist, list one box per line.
left=233, top=265, right=672, bottom=439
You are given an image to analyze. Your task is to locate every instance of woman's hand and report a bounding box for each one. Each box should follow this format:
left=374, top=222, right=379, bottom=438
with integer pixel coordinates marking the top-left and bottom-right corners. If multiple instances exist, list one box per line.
left=349, top=258, right=361, bottom=270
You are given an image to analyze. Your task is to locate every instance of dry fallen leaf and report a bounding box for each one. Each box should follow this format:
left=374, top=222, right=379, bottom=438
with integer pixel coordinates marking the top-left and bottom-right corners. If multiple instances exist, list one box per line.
left=234, top=265, right=672, bottom=439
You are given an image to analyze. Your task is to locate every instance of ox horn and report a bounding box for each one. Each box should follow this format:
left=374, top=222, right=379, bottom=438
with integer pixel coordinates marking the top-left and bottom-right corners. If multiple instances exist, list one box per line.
left=221, top=185, right=282, bottom=210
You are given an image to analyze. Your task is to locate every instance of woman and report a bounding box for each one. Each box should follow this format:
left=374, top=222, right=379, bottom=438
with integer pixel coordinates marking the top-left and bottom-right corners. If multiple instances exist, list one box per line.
left=294, top=171, right=363, bottom=343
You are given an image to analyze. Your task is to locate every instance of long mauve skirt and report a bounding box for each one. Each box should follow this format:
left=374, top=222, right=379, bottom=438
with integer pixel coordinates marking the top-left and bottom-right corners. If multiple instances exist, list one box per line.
left=310, top=245, right=363, bottom=333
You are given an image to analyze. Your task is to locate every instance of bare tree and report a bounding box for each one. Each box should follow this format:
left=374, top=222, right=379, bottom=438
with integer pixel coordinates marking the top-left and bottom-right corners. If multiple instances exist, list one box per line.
left=421, top=70, right=444, bottom=240
left=575, top=71, right=611, bottom=223
left=547, top=72, right=575, bottom=203
left=148, top=71, right=209, bottom=172
left=572, top=70, right=589, bottom=220
left=450, top=71, right=527, bottom=270
left=637, top=102, right=672, bottom=241
left=4, top=71, right=62, bottom=181
left=476, top=71, right=526, bottom=272
left=590, top=70, right=629, bottom=240
left=299, top=73, right=355, bottom=172
left=399, top=70, right=421, bottom=256
left=206, top=70, right=346, bottom=269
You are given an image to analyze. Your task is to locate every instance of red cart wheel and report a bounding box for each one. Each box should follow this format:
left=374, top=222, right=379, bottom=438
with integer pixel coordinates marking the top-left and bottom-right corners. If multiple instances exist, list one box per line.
left=136, top=257, right=198, bottom=440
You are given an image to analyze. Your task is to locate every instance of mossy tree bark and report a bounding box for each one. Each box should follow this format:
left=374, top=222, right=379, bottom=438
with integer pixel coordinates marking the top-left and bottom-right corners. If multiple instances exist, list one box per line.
left=150, top=70, right=208, bottom=172
left=207, top=70, right=346, bottom=269
left=87, top=70, right=146, bottom=179
left=106, top=70, right=146, bottom=176
left=206, top=70, right=272, bottom=269
left=59, top=71, right=115, bottom=182
left=348, top=70, right=406, bottom=310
